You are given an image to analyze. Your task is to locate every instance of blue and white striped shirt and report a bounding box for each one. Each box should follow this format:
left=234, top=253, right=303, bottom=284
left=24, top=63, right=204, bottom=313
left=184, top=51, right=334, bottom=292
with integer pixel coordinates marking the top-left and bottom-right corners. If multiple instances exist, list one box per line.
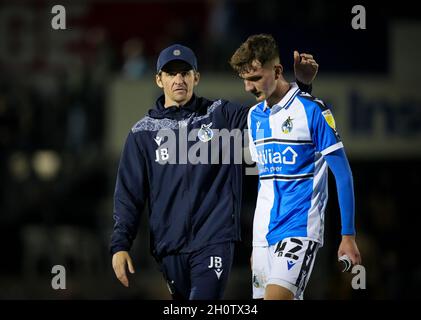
left=248, top=83, right=343, bottom=246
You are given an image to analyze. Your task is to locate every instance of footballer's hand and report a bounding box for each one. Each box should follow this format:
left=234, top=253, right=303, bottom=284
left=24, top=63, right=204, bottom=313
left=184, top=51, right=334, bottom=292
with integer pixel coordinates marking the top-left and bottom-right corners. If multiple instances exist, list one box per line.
left=293, top=51, right=319, bottom=85
left=338, top=235, right=362, bottom=266
left=112, top=251, right=135, bottom=287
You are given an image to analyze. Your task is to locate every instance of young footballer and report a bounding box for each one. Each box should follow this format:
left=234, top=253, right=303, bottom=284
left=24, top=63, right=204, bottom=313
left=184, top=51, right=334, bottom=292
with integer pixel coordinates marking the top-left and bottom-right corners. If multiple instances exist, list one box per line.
left=230, top=34, right=361, bottom=300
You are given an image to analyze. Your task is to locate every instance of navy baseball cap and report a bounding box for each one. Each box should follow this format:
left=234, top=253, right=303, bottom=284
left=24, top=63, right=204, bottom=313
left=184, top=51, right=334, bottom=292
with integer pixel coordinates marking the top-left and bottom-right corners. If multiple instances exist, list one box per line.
left=156, top=44, right=198, bottom=73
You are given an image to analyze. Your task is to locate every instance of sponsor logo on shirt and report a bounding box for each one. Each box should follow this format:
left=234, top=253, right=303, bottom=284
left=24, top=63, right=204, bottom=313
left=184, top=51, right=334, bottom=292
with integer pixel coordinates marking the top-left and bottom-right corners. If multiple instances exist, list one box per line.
left=256, top=146, right=297, bottom=165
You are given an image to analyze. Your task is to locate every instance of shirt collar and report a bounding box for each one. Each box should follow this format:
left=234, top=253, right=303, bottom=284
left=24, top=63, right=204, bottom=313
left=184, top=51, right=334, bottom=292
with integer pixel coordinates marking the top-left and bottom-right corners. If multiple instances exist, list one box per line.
left=263, top=82, right=299, bottom=112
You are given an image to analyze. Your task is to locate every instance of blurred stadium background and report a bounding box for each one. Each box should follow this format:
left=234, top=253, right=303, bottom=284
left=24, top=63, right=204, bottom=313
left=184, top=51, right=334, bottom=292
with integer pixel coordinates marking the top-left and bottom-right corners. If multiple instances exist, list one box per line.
left=1, top=0, right=420, bottom=299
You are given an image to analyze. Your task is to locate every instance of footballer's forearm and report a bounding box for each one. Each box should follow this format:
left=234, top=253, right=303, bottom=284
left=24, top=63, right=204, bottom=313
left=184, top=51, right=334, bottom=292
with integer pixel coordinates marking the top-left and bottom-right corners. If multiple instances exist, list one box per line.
left=325, top=148, right=355, bottom=235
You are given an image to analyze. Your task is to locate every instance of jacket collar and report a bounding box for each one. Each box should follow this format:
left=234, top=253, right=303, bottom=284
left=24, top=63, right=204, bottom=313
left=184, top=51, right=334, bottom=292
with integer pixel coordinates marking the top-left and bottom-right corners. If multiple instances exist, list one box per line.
left=148, top=94, right=207, bottom=120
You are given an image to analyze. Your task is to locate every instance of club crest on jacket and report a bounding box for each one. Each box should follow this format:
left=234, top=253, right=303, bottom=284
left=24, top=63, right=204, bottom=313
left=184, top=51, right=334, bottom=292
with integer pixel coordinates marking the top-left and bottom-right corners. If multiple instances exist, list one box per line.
left=198, top=122, right=213, bottom=142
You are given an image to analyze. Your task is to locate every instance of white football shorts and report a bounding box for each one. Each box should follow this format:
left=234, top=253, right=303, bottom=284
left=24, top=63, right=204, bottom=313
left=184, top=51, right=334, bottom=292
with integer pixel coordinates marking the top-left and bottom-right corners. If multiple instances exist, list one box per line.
left=252, top=237, right=320, bottom=299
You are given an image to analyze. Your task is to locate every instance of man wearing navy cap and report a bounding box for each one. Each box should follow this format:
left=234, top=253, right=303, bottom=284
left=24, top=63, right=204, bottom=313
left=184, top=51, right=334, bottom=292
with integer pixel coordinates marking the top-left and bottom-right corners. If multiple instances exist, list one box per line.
left=110, top=43, right=318, bottom=299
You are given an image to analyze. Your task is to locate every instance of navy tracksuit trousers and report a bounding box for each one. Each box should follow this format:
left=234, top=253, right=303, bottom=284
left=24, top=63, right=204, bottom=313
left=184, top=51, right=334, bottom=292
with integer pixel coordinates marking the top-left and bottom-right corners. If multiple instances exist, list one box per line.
left=160, top=242, right=235, bottom=300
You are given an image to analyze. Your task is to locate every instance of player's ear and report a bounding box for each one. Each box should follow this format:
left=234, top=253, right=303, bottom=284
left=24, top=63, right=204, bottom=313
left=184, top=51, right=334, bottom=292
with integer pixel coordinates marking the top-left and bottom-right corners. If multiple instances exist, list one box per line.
left=193, top=71, right=200, bottom=86
left=156, top=73, right=164, bottom=88
left=274, top=64, right=283, bottom=79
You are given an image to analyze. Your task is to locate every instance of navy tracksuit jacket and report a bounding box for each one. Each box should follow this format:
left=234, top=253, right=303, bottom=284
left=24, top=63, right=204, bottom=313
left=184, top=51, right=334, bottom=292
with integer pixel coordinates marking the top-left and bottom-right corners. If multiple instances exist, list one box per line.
left=110, top=94, right=249, bottom=259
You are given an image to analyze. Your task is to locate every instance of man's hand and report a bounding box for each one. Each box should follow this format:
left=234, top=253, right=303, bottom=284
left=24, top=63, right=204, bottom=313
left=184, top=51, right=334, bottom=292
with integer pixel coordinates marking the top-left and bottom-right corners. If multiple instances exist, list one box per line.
left=112, top=251, right=135, bottom=287
left=338, top=235, right=362, bottom=266
left=293, top=51, right=319, bottom=85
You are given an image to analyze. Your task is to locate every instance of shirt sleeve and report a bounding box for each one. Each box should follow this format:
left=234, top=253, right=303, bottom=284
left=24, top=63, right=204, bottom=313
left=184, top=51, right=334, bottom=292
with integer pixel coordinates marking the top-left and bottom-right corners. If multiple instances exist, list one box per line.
left=110, top=131, right=149, bottom=255
left=310, top=101, right=343, bottom=155
left=324, top=148, right=356, bottom=235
